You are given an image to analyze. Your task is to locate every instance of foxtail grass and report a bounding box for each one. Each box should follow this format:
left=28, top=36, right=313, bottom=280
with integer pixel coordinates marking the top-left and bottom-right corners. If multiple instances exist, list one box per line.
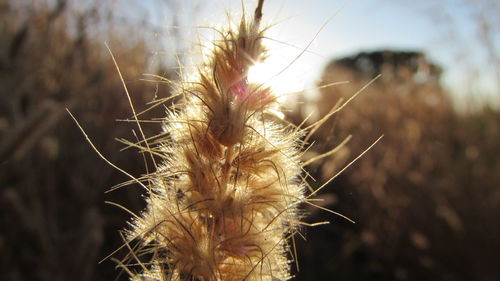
left=81, top=1, right=381, bottom=280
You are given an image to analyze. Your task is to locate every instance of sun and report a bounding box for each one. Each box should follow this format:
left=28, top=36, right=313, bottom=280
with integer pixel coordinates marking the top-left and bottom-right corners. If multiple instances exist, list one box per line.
left=247, top=47, right=308, bottom=103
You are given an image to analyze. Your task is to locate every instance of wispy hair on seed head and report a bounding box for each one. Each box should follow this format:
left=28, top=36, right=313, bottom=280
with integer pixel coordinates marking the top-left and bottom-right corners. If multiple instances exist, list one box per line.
left=68, top=1, right=383, bottom=280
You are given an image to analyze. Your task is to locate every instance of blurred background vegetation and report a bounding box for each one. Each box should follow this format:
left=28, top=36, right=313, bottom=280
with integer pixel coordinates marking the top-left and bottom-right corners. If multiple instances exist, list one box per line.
left=0, top=0, right=498, bottom=281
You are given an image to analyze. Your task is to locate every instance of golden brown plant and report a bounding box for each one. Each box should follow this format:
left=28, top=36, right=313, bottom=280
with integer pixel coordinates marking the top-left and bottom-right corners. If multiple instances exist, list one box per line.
left=118, top=2, right=306, bottom=280
left=88, top=2, right=383, bottom=280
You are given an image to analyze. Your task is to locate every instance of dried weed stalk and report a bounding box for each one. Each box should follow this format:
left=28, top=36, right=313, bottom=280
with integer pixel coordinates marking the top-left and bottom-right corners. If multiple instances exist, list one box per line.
left=122, top=4, right=303, bottom=280
left=69, top=1, right=379, bottom=280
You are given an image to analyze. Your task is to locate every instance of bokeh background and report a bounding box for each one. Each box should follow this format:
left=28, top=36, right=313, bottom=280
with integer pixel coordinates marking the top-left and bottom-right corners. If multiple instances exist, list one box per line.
left=1, top=0, right=499, bottom=281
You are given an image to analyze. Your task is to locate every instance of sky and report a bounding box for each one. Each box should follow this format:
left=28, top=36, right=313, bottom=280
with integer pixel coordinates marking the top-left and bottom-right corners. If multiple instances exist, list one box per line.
left=136, top=0, right=499, bottom=107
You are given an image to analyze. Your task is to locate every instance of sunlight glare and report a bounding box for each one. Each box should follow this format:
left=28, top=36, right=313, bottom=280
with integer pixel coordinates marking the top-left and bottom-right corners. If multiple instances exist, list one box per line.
left=247, top=48, right=308, bottom=103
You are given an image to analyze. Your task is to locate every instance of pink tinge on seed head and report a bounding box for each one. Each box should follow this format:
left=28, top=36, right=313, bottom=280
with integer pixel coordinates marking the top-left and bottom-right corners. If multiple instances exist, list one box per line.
left=231, top=80, right=276, bottom=110
left=245, top=85, right=276, bottom=111
left=231, top=80, right=249, bottom=100
left=237, top=246, right=250, bottom=255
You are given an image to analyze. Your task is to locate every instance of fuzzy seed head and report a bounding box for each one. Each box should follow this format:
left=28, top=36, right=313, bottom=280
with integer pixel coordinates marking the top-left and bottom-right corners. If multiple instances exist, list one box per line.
left=122, top=5, right=307, bottom=281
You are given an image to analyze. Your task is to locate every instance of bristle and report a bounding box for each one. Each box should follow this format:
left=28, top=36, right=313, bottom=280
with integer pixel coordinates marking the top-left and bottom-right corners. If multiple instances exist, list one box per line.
left=122, top=2, right=307, bottom=281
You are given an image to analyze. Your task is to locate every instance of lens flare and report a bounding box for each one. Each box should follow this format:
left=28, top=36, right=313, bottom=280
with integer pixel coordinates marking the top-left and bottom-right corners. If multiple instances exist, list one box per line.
left=247, top=49, right=307, bottom=102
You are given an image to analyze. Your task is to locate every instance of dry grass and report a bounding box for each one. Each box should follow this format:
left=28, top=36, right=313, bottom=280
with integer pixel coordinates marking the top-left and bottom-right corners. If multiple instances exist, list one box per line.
left=293, top=50, right=500, bottom=281
left=1, top=1, right=499, bottom=281
left=0, top=1, right=172, bottom=280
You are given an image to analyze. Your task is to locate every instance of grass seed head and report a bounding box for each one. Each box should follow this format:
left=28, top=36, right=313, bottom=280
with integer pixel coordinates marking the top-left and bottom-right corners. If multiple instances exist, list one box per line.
left=121, top=2, right=308, bottom=280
